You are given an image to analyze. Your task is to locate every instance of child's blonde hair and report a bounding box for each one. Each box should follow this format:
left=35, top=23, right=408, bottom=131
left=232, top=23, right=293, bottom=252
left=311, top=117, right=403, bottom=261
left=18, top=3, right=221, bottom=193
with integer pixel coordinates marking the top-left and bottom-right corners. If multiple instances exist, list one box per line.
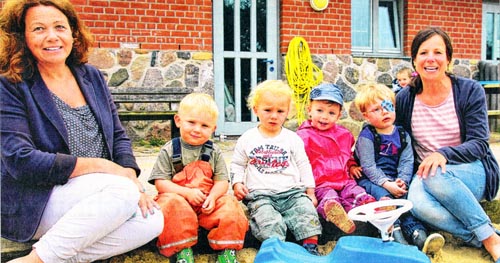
left=354, top=82, right=395, bottom=113
left=396, top=67, right=413, bottom=78
left=247, top=80, right=293, bottom=109
left=178, top=93, right=219, bottom=122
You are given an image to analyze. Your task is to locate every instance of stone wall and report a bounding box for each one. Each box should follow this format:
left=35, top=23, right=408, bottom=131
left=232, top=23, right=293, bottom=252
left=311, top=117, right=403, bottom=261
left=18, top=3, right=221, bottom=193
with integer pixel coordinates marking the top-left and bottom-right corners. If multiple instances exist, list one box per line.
left=88, top=48, right=481, bottom=141
left=88, top=48, right=214, bottom=143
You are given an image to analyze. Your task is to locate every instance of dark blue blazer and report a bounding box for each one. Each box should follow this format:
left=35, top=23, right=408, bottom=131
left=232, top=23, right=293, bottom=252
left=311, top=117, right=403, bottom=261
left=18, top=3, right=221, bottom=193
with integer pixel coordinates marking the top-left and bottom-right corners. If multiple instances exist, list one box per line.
left=1, top=64, right=140, bottom=242
left=395, top=75, right=499, bottom=201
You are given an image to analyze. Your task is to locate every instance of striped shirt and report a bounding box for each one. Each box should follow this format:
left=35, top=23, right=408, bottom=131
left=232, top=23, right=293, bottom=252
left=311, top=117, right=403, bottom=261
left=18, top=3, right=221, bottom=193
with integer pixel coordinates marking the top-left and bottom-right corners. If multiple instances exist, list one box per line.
left=411, top=92, right=461, bottom=163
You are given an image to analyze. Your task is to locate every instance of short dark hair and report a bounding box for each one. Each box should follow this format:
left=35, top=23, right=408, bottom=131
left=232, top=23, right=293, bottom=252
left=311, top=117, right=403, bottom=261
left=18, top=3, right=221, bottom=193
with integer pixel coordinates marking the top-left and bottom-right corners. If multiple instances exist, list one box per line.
left=409, top=27, right=454, bottom=93
left=410, top=27, right=453, bottom=70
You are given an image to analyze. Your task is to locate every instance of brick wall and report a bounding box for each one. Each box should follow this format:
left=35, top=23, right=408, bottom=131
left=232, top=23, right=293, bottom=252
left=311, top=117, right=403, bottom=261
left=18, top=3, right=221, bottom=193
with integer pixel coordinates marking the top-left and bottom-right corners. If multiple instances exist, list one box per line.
left=0, top=0, right=484, bottom=58
left=71, top=0, right=213, bottom=51
left=405, top=0, right=483, bottom=59
left=279, top=0, right=483, bottom=59
left=280, top=0, right=352, bottom=55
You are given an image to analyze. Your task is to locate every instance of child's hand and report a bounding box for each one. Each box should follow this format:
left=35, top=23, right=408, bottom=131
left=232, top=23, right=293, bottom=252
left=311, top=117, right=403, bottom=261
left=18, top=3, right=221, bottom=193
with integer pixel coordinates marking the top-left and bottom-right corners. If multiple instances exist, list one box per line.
left=307, top=192, right=318, bottom=207
left=201, top=195, right=216, bottom=214
left=233, top=183, right=249, bottom=201
left=382, top=181, right=407, bottom=198
left=349, top=165, right=363, bottom=179
left=305, top=188, right=318, bottom=207
left=186, top=188, right=207, bottom=206
left=395, top=178, right=407, bottom=190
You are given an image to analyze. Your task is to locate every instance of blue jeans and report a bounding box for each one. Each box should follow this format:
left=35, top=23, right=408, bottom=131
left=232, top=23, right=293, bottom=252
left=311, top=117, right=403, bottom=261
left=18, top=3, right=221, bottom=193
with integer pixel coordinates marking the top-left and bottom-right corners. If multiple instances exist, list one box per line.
left=245, top=188, right=322, bottom=242
left=408, top=160, right=494, bottom=247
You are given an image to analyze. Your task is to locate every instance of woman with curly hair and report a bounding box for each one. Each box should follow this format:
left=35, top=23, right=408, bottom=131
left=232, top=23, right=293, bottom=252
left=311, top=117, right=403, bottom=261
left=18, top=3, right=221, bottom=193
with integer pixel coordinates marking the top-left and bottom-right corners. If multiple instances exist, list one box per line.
left=0, top=1, right=163, bottom=262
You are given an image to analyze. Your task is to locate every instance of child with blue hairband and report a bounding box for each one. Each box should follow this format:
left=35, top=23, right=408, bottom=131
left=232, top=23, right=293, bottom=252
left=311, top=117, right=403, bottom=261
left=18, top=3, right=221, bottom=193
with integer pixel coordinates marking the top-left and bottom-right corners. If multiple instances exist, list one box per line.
left=353, top=82, right=445, bottom=257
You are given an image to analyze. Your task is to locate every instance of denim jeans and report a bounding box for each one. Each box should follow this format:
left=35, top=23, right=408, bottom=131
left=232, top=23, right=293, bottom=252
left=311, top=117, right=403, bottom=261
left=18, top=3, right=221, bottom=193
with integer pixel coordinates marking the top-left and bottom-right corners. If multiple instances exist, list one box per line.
left=408, top=160, right=495, bottom=247
left=245, top=188, right=322, bottom=241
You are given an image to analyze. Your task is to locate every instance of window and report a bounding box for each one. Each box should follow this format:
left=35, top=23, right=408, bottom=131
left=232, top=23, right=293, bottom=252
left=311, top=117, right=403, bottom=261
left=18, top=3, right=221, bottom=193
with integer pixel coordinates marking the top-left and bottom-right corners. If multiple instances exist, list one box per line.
left=482, top=1, right=500, bottom=62
left=351, top=0, right=403, bottom=56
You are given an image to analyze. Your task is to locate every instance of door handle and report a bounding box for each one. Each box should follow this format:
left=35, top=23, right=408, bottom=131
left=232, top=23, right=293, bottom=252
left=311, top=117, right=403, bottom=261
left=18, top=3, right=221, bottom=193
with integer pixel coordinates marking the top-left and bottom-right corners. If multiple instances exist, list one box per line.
left=262, top=59, right=274, bottom=64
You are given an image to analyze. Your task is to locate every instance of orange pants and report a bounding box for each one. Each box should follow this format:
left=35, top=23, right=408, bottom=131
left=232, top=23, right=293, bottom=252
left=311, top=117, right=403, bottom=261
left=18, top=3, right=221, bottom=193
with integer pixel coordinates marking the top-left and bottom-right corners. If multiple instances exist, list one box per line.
left=155, top=161, right=248, bottom=257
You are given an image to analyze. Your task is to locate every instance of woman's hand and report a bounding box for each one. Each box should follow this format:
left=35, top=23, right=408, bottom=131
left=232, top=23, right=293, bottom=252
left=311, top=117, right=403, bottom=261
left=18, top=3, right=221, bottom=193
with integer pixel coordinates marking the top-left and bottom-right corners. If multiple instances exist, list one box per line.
left=417, top=152, right=447, bottom=179
left=138, top=192, right=160, bottom=218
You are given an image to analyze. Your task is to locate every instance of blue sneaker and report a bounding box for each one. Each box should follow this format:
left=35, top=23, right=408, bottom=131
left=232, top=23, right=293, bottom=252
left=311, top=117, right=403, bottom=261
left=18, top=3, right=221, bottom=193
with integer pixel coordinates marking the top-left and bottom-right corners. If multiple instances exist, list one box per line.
left=303, top=243, right=321, bottom=256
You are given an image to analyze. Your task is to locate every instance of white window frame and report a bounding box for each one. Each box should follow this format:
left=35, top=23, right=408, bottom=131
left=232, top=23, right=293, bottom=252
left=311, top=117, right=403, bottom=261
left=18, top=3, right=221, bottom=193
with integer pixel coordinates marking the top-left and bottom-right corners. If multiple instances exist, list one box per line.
left=351, top=0, right=404, bottom=57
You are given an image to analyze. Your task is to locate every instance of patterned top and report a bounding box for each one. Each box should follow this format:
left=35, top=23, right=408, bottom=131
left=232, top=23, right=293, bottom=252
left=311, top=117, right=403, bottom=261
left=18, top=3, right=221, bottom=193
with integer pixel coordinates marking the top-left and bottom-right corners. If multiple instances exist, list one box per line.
left=51, top=93, right=109, bottom=158
left=231, top=127, right=315, bottom=194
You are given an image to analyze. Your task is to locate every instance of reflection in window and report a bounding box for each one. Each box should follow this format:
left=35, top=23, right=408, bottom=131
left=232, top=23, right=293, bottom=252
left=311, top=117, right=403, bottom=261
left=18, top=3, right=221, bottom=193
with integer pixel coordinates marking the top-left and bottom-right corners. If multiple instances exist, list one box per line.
left=352, top=0, right=371, bottom=48
left=241, top=59, right=251, bottom=121
left=485, top=11, right=500, bottom=61
left=224, top=58, right=236, bottom=122
left=223, top=1, right=234, bottom=52
left=257, top=59, right=268, bottom=85
left=352, top=0, right=402, bottom=55
left=240, top=1, right=251, bottom=52
left=256, top=0, right=267, bottom=52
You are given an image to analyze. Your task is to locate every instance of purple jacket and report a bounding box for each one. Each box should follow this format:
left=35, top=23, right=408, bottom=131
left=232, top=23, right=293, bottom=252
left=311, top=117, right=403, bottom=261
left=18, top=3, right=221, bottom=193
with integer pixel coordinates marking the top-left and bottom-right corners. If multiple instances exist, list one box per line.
left=395, top=75, right=499, bottom=201
left=1, top=64, right=140, bottom=242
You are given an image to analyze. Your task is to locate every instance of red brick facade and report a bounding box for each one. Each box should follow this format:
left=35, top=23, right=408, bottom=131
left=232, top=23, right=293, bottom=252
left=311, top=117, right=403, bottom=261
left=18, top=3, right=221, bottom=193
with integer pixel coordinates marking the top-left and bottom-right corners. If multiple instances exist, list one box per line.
left=0, top=0, right=484, bottom=58
left=71, top=0, right=213, bottom=50
left=404, top=0, right=482, bottom=59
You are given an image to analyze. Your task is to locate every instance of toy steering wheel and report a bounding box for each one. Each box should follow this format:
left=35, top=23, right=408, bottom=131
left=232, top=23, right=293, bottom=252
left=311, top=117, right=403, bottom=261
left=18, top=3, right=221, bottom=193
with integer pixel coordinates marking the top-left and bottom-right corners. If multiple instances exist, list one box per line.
left=348, top=199, right=413, bottom=241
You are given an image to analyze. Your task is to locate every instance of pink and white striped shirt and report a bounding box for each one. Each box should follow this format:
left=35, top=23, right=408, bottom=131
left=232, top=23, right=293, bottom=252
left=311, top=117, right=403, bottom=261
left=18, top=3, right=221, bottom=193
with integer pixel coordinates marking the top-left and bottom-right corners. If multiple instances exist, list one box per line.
left=411, top=92, right=461, bottom=163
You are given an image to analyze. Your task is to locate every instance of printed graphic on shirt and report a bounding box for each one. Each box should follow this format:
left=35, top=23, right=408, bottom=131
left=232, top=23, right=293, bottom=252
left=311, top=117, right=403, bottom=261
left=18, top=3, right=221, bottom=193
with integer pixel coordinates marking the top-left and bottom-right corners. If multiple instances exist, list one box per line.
left=249, top=144, right=289, bottom=174
left=380, top=142, right=399, bottom=156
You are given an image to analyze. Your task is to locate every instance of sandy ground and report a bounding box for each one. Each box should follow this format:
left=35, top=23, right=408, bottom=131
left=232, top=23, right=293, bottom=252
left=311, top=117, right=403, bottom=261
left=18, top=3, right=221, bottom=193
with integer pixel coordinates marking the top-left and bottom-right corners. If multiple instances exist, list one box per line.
left=120, top=139, right=500, bottom=263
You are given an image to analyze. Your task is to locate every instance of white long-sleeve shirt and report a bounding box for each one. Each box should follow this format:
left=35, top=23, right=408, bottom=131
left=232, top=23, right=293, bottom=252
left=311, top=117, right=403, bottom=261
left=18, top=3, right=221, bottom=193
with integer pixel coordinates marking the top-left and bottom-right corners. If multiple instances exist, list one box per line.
left=230, top=127, right=315, bottom=194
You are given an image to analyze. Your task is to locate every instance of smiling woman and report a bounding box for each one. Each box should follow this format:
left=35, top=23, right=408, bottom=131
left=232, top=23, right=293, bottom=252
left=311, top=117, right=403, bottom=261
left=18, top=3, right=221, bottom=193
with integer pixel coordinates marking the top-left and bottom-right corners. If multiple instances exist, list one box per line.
left=395, top=27, right=500, bottom=262
left=0, top=0, right=163, bottom=262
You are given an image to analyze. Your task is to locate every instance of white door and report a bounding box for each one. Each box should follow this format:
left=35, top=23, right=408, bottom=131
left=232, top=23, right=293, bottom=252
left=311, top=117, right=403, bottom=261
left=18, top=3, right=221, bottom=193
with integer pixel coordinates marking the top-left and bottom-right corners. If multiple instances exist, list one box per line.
left=213, top=0, right=279, bottom=136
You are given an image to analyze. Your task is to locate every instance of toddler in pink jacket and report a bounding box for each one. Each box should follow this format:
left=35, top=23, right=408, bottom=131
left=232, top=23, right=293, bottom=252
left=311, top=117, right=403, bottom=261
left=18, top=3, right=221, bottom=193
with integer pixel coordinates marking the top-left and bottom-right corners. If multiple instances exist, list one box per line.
left=297, top=83, right=375, bottom=234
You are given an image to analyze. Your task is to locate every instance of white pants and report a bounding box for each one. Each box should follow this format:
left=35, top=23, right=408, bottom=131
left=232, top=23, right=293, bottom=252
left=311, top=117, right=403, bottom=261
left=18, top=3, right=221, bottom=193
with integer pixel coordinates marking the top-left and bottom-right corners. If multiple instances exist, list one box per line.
left=32, top=173, right=163, bottom=263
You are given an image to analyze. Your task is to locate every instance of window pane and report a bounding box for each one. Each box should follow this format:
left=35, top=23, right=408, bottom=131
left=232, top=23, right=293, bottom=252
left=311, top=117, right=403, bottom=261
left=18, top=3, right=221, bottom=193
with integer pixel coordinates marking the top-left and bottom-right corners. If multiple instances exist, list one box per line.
left=240, top=0, right=251, bottom=52
left=379, top=0, right=399, bottom=49
left=224, top=58, right=236, bottom=122
left=352, top=0, right=371, bottom=48
left=240, top=59, right=251, bottom=121
left=256, top=0, right=267, bottom=52
left=257, top=59, right=268, bottom=84
left=223, top=1, right=234, bottom=51
left=486, top=13, right=494, bottom=60
left=496, top=14, right=500, bottom=61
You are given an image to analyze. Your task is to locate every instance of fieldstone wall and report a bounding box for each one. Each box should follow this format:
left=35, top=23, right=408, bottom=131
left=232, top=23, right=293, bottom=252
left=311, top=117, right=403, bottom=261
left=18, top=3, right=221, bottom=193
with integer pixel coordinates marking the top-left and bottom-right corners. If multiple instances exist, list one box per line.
left=87, top=48, right=482, bottom=141
left=88, top=49, right=214, bottom=143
